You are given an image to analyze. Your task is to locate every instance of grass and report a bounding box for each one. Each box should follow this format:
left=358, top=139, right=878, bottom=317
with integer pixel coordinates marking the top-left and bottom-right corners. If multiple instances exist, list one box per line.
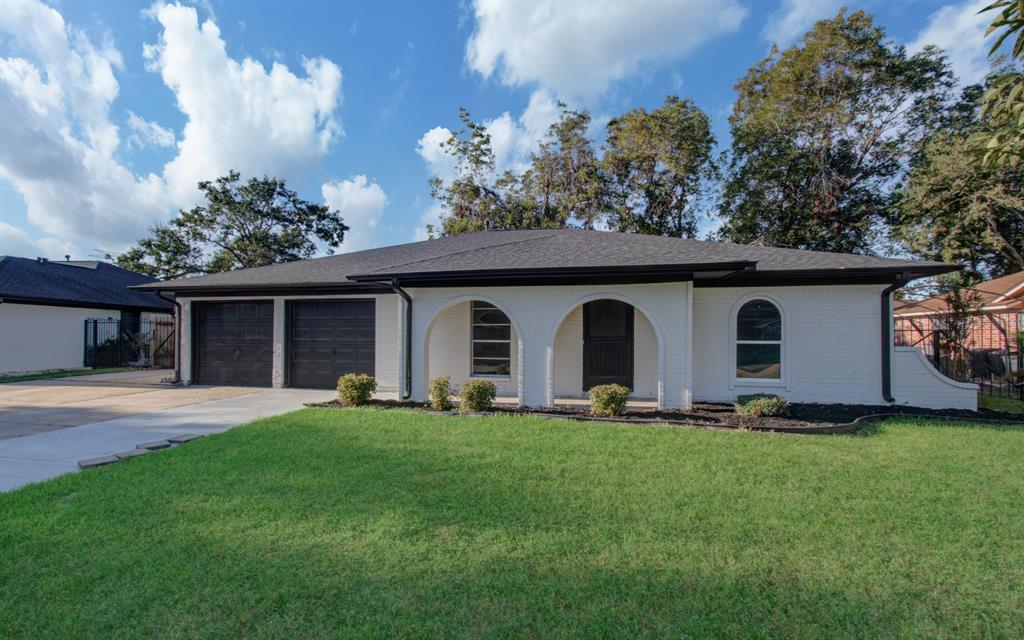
left=2, top=409, right=1023, bottom=639
left=980, top=394, right=1024, bottom=414
left=0, top=367, right=133, bottom=384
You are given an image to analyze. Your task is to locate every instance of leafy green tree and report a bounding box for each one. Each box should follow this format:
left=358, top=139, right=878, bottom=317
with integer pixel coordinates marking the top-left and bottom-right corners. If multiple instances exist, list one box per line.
left=520, top=105, right=605, bottom=229
left=974, top=0, right=1024, bottom=167
left=429, top=105, right=605, bottom=236
left=717, top=10, right=951, bottom=253
left=427, top=108, right=511, bottom=237
left=897, top=84, right=1024, bottom=277
left=602, top=96, right=717, bottom=237
left=116, top=171, right=348, bottom=280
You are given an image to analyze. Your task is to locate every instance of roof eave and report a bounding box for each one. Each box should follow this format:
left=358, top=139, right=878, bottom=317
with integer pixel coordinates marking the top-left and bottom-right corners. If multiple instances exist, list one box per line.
left=0, top=295, right=173, bottom=313
left=130, top=281, right=393, bottom=297
left=348, top=261, right=758, bottom=287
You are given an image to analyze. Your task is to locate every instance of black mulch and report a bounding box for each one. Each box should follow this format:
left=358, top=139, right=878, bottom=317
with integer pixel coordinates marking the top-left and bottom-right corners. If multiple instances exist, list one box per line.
left=308, top=398, right=1024, bottom=433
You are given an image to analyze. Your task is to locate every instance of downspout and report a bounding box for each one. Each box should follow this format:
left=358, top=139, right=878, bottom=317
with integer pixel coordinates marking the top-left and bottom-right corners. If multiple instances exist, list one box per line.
left=881, top=272, right=910, bottom=403
left=156, top=291, right=182, bottom=384
left=390, top=278, right=412, bottom=399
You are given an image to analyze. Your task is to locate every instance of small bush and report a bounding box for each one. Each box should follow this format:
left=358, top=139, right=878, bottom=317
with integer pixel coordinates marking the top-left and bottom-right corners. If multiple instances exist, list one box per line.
left=429, top=375, right=453, bottom=411
left=589, top=384, right=631, bottom=417
left=734, top=393, right=788, bottom=417
left=460, top=379, right=497, bottom=413
left=337, top=373, right=377, bottom=406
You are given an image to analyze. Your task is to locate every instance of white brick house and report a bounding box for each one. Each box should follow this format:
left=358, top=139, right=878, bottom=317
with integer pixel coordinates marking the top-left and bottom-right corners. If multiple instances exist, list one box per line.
left=135, top=229, right=978, bottom=410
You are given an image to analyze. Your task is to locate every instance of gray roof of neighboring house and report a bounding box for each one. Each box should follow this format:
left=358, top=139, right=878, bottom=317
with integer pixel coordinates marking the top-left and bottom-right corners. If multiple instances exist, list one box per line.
left=0, top=256, right=173, bottom=312
left=134, top=229, right=957, bottom=292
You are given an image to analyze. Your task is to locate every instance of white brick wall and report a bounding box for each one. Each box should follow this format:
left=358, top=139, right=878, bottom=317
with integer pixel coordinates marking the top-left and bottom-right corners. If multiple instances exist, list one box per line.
left=893, top=347, right=978, bottom=410
left=409, top=283, right=692, bottom=408
left=175, top=282, right=978, bottom=411
left=692, top=285, right=887, bottom=405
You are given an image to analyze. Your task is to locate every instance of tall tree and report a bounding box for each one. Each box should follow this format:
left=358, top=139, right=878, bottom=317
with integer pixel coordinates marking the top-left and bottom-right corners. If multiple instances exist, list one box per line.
left=602, top=96, right=717, bottom=237
left=427, top=108, right=513, bottom=237
left=717, top=10, right=951, bottom=253
left=429, top=105, right=605, bottom=236
left=116, top=171, right=348, bottom=280
left=520, top=105, right=605, bottom=229
left=896, top=83, right=1024, bottom=277
left=974, top=0, right=1024, bottom=168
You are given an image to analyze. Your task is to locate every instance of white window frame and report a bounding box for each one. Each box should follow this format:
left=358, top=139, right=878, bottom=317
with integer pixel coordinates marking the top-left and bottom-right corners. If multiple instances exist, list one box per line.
left=731, top=295, right=786, bottom=388
left=470, top=301, right=512, bottom=378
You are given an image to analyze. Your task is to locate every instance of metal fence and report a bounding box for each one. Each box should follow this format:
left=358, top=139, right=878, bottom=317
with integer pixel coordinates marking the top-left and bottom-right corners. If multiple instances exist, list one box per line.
left=895, top=311, right=1023, bottom=400
left=84, top=317, right=175, bottom=369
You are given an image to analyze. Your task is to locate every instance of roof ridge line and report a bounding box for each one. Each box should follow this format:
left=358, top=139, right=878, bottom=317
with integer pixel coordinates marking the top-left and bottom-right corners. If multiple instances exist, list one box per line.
left=363, top=231, right=562, bottom=275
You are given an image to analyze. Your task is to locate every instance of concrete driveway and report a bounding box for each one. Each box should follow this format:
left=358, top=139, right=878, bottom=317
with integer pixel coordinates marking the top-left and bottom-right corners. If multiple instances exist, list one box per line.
left=0, top=369, right=255, bottom=440
left=0, top=370, right=335, bottom=491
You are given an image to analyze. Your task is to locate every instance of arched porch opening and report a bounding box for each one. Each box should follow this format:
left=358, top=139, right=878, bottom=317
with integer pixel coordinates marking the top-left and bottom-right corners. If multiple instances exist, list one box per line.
left=423, top=296, right=524, bottom=405
left=548, top=295, right=662, bottom=408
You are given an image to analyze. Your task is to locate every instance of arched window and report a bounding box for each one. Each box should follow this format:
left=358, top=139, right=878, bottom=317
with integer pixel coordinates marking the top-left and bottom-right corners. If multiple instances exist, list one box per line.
left=471, top=301, right=511, bottom=376
left=736, top=299, right=782, bottom=380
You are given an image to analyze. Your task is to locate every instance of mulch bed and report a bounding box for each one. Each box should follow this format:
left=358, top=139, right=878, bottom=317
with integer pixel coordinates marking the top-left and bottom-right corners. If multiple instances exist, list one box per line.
left=307, top=398, right=1024, bottom=434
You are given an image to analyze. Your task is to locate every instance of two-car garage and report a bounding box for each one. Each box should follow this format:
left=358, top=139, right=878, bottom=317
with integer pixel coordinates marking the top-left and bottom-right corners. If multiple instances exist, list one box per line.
left=192, top=299, right=375, bottom=389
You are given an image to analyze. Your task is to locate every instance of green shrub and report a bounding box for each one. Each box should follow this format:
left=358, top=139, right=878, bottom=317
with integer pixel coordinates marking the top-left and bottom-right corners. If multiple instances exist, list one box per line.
left=429, top=375, right=453, bottom=411
left=589, top=384, right=631, bottom=417
left=337, top=373, right=377, bottom=406
left=734, top=393, right=788, bottom=417
left=460, top=379, right=497, bottom=413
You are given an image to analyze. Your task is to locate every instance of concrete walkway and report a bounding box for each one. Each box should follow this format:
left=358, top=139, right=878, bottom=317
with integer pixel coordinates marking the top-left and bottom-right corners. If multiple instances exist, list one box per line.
left=0, top=388, right=334, bottom=492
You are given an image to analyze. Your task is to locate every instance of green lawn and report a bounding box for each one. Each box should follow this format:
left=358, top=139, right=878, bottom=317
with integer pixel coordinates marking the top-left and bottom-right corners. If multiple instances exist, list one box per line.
left=980, top=394, right=1024, bottom=414
left=2, top=409, right=1022, bottom=639
left=0, top=367, right=132, bottom=384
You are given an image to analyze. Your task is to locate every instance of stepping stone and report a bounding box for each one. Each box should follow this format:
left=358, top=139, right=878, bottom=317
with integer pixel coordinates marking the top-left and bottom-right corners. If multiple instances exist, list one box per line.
left=114, top=449, right=147, bottom=460
left=167, top=433, right=202, bottom=444
left=78, top=455, right=119, bottom=469
left=136, top=440, right=171, bottom=451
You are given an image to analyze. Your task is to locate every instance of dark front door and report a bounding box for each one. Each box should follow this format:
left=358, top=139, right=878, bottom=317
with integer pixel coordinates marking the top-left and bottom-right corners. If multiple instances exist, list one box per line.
left=288, top=300, right=375, bottom=389
left=583, top=300, right=634, bottom=390
left=193, top=301, right=273, bottom=386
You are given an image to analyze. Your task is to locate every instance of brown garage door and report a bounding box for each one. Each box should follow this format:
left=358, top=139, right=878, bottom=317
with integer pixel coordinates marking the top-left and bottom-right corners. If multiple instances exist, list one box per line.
left=288, top=300, right=375, bottom=389
left=193, top=301, right=273, bottom=386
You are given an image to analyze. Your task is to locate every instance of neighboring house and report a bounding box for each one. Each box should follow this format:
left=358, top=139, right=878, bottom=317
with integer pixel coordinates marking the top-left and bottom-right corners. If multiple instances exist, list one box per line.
left=895, top=271, right=1023, bottom=381
left=0, top=256, right=174, bottom=374
left=134, top=229, right=978, bottom=410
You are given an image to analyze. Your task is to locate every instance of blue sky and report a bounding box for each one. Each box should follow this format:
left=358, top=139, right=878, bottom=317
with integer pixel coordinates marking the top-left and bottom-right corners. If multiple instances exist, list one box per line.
left=0, top=0, right=998, bottom=260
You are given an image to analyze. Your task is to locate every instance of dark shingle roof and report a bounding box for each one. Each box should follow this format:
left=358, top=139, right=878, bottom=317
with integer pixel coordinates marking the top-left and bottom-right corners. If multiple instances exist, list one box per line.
left=0, top=256, right=173, bottom=312
left=135, top=229, right=956, bottom=291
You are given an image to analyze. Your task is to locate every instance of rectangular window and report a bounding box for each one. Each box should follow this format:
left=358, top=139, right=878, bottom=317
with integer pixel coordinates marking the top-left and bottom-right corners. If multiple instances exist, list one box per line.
left=471, top=301, right=511, bottom=376
left=736, top=343, right=782, bottom=379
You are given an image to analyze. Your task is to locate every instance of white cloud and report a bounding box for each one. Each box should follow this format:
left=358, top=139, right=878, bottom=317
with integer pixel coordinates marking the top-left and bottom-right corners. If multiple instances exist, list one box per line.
left=144, top=1, right=343, bottom=205
left=761, top=0, right=841, bottom=47
left=909, top=0, right=993, bottom=86
left=0, top=221, right=80, bottom=259
left=126, top=111, right=175, bottom=148
left=465, top=0, right=746, bottom=98
left=322, top=175, right=388, bottom=253
left=417, top=89, right=558, bottom=180
left=416, top=126, right=458, bottom=180
left=412, top=203, right=445, bottom=242
left=0, top=0, right=346, bottom=253
left=0, top=0, right=169, bottom=246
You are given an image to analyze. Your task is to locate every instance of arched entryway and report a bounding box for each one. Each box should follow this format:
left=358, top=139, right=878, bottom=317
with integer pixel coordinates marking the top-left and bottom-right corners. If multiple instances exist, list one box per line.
left=548, top=296, right=662, bottom=406
left=422, top=297, right=524, bottom=403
